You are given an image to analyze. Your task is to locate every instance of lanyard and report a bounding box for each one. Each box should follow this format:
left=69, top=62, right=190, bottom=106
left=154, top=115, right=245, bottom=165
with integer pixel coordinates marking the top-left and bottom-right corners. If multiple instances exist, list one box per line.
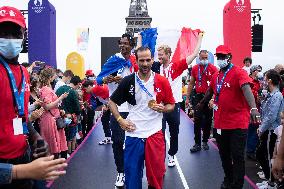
left=215, top=64, right=233, bottom=103
left=135, top=73, right=153, bottom=98
left=0, top=57, right=28, bottom=134
left=0, top=56, right=26, bottom=116
left=198, top=64, right=209, bottom=86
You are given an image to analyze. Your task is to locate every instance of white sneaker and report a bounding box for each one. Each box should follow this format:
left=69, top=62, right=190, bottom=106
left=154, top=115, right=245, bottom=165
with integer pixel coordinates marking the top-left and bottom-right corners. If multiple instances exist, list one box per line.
left=168, top=156, right=176, bottom=167
left=98, top=137, right=113, bottom=145
left=115, top=173, right=124, bottom=187
left=256, top=181, right=268, bottom=187
left=258, top=182, right=277, bottom=189
left=257, top=171, right=266, bottom=180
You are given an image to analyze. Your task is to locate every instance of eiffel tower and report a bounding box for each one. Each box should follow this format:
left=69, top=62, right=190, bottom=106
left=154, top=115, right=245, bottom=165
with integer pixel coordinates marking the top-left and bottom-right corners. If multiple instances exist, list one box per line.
left=125, top=0, right=152, bottom=36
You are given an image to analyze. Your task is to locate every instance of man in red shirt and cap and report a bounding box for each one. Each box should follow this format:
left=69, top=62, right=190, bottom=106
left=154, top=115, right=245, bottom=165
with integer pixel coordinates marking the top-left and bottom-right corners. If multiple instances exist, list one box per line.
left=0, top=6, right=49, bottom=189
left=186, top=50, right=218, bottom=153
left=197, top=45, right=261, bottom=189
left=85, top=69, right=96, bottom=81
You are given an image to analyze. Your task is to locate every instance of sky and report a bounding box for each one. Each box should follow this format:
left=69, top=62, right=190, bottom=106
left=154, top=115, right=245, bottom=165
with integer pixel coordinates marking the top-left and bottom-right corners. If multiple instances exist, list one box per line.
left=0, top=0, right=283, bottom=74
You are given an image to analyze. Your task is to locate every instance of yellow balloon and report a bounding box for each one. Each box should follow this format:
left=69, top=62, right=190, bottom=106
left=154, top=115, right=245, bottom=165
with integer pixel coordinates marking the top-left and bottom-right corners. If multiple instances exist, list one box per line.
left=66, top=52, right=85, bottom=79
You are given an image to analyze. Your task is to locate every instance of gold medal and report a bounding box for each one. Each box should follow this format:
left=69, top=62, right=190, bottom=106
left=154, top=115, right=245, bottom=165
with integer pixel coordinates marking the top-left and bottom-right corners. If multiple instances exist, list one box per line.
left=148, top=99, right=157, bottom=108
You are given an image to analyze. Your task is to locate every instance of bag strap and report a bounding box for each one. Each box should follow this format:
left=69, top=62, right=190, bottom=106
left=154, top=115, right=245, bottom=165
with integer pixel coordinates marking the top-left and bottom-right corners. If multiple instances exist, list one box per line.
left=48, top=110, right=55, bottom=117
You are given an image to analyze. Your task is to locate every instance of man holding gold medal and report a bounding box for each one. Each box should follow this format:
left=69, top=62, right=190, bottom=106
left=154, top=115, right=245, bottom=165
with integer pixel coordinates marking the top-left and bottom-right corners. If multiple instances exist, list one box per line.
left=108, top=47, right=175, bottom=189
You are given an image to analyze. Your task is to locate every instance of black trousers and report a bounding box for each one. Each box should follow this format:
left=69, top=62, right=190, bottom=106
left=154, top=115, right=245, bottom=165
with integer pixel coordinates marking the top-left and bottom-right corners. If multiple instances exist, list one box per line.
left=81, top=106, right=95, bottom=139
left=0, top=148, right=33, bottom=189
left=192, top=93, right=213, bottom=145
left=256, top=130, right=277, bottom=182
left=110, top=112, right=128, bottom=173
left=162, top=103, right=180, bottom=156
left=216, top=129, right=247, bottom=189
left=81, top=108, right=87, bottom=139
left=101, top=109, right=111, bottom=137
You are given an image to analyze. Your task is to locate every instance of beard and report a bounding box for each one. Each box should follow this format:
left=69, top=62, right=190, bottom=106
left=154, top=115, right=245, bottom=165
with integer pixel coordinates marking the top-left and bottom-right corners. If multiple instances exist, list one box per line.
left=139, top=66, right=151, bottom=75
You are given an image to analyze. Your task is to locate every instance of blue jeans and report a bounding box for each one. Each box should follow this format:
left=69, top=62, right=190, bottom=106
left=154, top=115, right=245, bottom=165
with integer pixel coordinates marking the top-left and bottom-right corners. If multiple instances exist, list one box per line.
left=246, top=124, right=259, bottom=154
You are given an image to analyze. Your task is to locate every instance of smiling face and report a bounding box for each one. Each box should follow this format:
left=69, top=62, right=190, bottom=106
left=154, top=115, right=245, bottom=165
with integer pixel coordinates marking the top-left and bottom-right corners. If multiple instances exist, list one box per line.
left=158, top=49, right=170, bottom=65
left=118, top=37, right=132, bottom=57
left=137, top=48, right=153, bottom=76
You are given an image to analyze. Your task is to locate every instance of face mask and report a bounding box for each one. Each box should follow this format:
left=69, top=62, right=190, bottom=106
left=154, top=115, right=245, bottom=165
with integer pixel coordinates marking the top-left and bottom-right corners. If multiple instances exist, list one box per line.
left=217, top=59, right=229, bottom=69
left=87, top=77, right=95, bottom=81
left=64, top=118, right=72, bottom=125
left=257, top=72, right=263, bottom=80
left=0, top=38, right=23, bottom=59
left=200, top=60, right=209, bottom=65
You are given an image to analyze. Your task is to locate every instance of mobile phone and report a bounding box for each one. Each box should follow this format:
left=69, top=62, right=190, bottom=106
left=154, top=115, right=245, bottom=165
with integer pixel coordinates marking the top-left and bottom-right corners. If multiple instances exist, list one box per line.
left=35, top=61, right=46, bottom=66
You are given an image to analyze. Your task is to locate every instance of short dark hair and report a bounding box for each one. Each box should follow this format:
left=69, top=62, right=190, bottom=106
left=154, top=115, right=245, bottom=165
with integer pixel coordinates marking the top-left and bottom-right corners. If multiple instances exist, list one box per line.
left=265, top=69, right=281, bottom=86
left=243, top=57, right=252, bottom=64
left=70, top=76, right=82, bottom=86
left=119, top=33, right=136, bottom=47
left=82, top=80, right=94, bottom=88
left=63, top=70, right=74, bottom=77
left=216, top=53, right=232, bottom=60
left=135, top=46, right=152, bottom=60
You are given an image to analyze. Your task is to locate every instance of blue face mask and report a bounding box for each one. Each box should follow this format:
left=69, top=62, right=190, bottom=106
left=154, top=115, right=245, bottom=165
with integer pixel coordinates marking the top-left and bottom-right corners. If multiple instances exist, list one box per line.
left=0, top=38, right=23, bottom=59
left=217, top=59, right=229, bottom=69
left=64, top=118, right=72, bottom=125
left=200, top=60, right=209, bottom=65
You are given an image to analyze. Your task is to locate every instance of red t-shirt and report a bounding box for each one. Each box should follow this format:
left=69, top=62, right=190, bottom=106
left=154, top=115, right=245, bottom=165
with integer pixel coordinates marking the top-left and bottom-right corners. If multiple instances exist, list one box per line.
left=191, top=64, right=218, bottom=94
left=251, top=78, right=261, bottom=108
left=209, top=66, right=252, bottom=129
left=82, top=88, right=91, bottom=103
left=92, top=84, right=109, bottom=99
left=0, top=64, right=30, bottom=159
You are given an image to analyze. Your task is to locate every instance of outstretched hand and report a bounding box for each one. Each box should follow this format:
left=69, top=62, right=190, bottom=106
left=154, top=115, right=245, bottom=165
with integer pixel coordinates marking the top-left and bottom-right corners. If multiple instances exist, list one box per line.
left=15, top=155, right=67, bottom=181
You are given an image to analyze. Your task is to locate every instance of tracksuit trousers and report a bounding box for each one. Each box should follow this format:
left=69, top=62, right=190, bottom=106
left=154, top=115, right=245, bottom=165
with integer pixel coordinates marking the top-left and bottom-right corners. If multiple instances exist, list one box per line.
left=124, top=130, right=166, bottom=189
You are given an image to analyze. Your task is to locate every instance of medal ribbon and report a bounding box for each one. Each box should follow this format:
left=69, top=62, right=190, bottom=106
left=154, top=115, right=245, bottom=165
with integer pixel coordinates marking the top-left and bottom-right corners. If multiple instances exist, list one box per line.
left=215, top=64, right=233, bottom=103
left=135, top=73, right=153, bottom=98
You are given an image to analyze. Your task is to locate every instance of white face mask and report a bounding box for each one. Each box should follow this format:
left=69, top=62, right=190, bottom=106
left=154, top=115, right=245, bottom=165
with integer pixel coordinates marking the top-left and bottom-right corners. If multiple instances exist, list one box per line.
left=87, top=76, right=95, bottom=81
left=64, top=118, right=72, bottom=125
left=217, top=59, right=229, bottom=69
left=257, top=72, right=263, bottom=80
left=0, top=38, right=23, bottom=59
left=200, top=60, right=209, bottom=65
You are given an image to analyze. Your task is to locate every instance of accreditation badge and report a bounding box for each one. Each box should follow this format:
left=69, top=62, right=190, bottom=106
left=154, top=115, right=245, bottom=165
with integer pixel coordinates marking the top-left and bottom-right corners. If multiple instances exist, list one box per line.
left=13, top=117, right=23, bottom=135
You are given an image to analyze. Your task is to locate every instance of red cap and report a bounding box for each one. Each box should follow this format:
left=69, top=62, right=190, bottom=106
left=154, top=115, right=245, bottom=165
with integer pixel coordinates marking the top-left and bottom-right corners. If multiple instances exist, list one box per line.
left=0, top=6, right=26, bottom=28
left=85, top=69, right=94, bottom=76
left=215, top=45, right=231, bottom=55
